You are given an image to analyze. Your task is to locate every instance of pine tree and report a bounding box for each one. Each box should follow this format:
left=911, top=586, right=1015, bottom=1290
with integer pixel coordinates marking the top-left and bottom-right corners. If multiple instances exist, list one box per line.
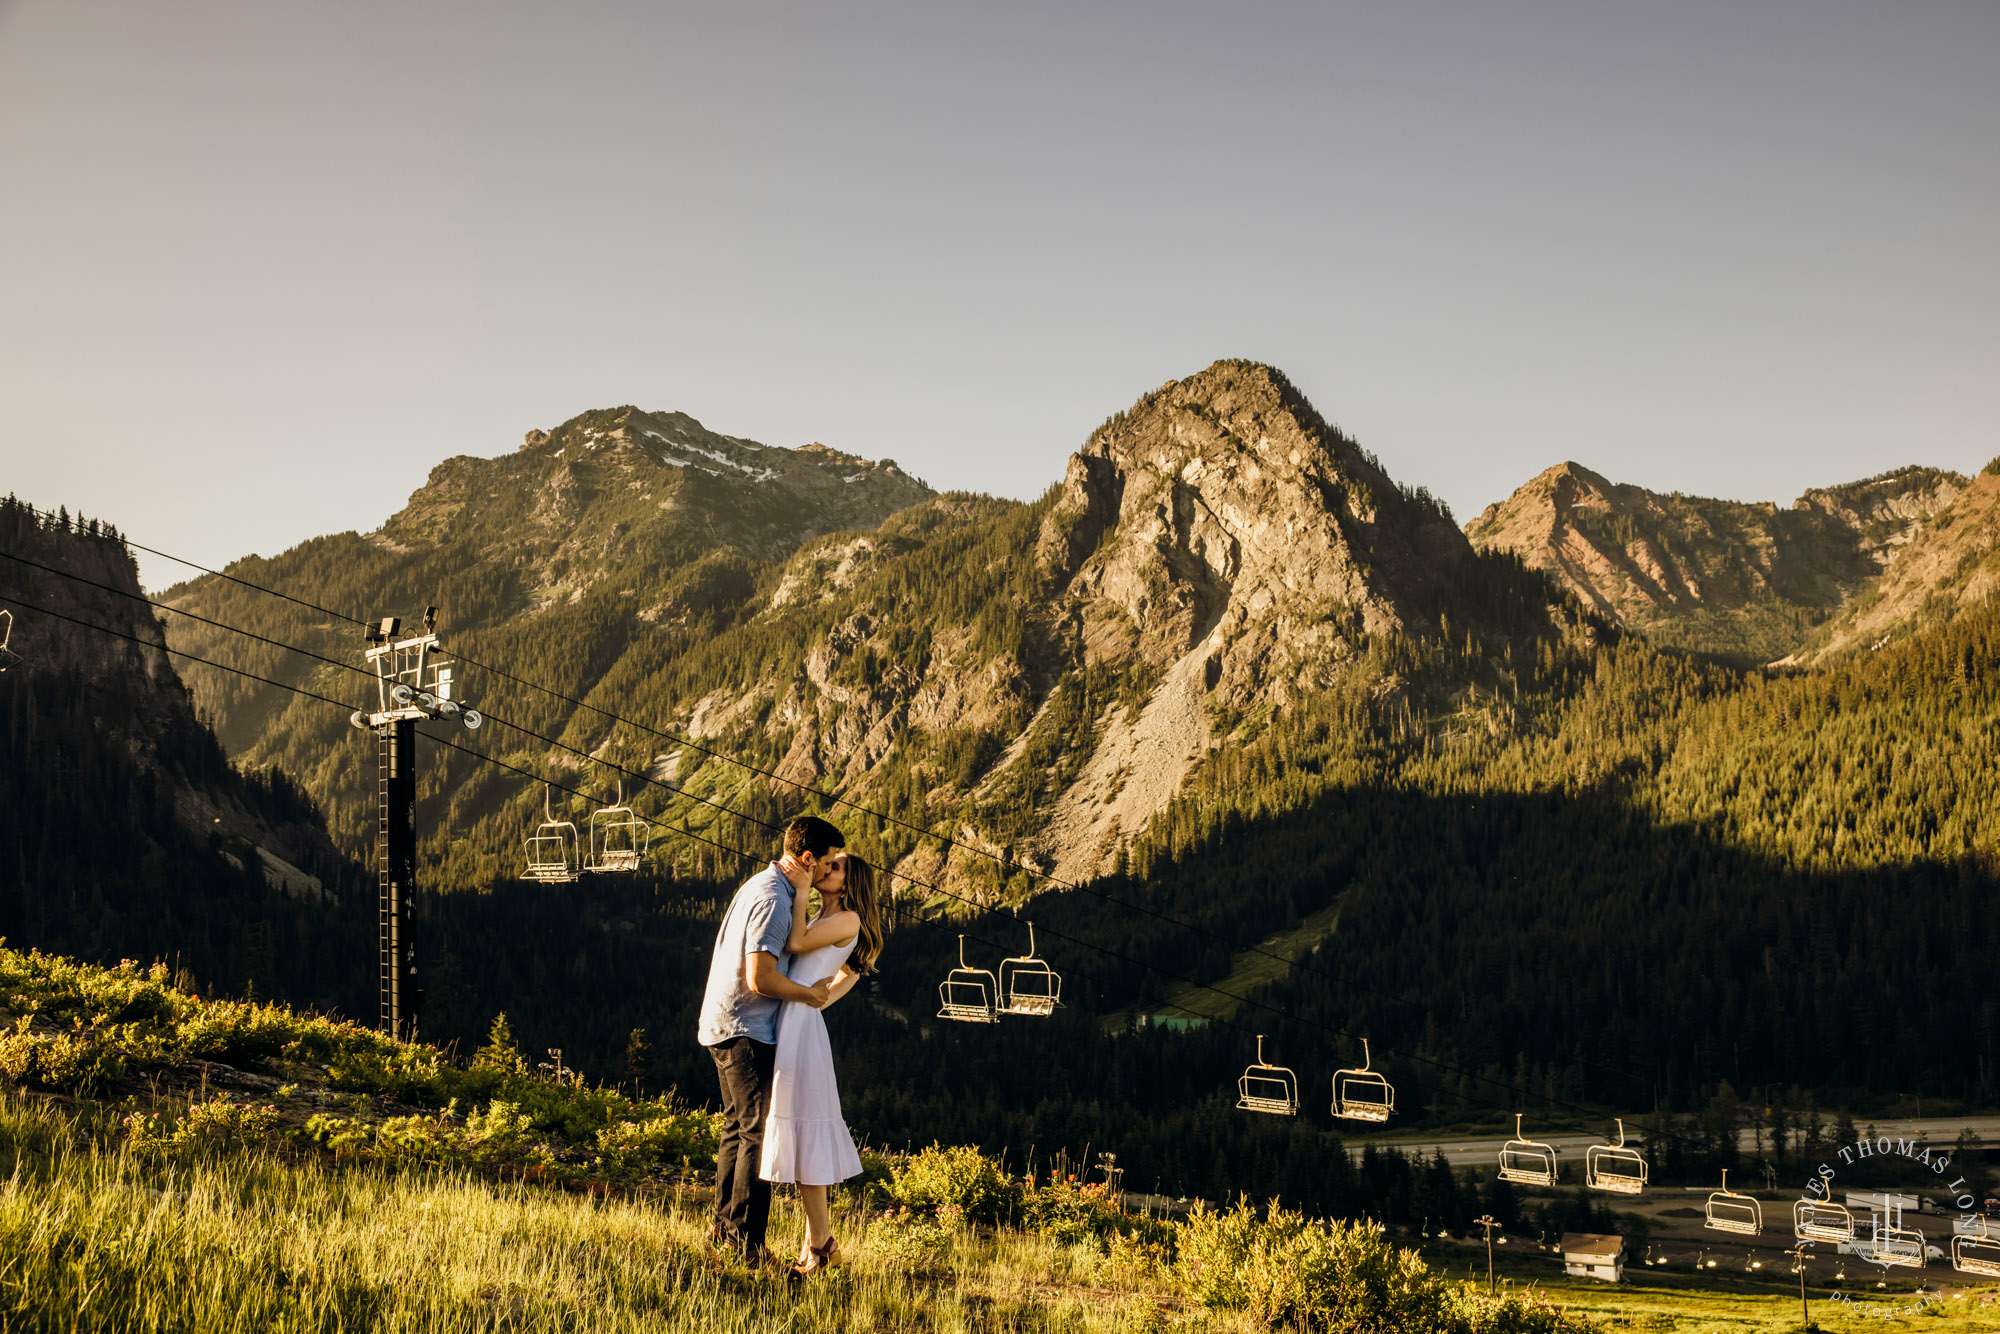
left=473, top=1012, right=525, bottom=1074
left=623, top=1026, right=650, bottom=1096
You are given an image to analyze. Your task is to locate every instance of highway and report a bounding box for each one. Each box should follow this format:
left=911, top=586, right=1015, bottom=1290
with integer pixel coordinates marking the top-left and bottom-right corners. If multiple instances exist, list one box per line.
left=1340, top=1116, right=2000, bottom=1167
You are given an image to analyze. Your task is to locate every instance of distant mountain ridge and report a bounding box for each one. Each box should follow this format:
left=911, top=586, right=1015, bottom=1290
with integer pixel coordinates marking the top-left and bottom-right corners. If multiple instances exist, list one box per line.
left=0, top=498, right=366, bottom=1012
left=161, top=362, right=1565, bottom=894
left=1782, top=462, right=2000, bottom=663
left=1464, top=461, right=1965, bottom=664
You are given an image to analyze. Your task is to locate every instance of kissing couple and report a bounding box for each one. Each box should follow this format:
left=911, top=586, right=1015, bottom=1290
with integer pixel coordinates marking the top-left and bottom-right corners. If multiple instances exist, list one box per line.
left=696, top=815, right=885, bottom=1275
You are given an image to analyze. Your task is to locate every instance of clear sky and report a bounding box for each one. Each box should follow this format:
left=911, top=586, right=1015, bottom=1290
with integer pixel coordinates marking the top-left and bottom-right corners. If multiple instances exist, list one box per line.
left=3, top=1, right=1994, bottom=590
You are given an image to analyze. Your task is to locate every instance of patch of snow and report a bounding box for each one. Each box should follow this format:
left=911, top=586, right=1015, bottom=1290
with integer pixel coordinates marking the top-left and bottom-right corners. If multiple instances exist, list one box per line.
left=639, top=428, right=775, bottom=480
left=842, top=472, right=866, bottom=483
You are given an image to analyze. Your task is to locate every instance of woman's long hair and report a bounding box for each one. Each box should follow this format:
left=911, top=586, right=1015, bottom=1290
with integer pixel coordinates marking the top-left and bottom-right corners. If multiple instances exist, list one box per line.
left=842, top=855, right=884, bottom=975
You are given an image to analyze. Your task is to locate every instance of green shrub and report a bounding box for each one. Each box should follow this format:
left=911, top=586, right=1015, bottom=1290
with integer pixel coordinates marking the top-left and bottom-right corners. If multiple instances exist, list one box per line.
left=125, top=1096, right=279, bottom=1152
left=594, top=1107, right=721, bottom=1176
left=1452, top=1288, right=1602, bottom=1334
left=889, top=1143, right=1018, bottom=1225
left=1172, top=1198, right=1264, bottom=1310
left=854, top=1148, right=896, bottom=1200
left=458, top=1099, right=538, bottom=1162
left=324, top=1042, right=450, bottom=1105
left=867, top=1205, right=958, bottom=1272
left=1022, top=1172, right=1122, bottom=1244
left=179, top=1095, right=280, bottom=1145
left=1172, top=1199, right=1580, bottom=1334
left=0, top=1019, right=125, bottom=1096
left=298, top=1113, right=373, bottom=1157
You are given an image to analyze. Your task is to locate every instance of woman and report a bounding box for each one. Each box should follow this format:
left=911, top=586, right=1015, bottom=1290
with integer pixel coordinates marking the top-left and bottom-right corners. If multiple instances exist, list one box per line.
left=758, top=849, right=884, bottom=1274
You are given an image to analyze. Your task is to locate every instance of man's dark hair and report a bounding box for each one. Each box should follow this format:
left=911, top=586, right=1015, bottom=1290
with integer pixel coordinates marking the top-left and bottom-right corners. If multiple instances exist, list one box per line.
left=784, top=815, right=845, bottom=860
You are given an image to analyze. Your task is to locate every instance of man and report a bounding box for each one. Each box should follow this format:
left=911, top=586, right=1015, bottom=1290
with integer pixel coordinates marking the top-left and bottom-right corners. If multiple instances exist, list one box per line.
left=697, top=814, right=843, bottom=1263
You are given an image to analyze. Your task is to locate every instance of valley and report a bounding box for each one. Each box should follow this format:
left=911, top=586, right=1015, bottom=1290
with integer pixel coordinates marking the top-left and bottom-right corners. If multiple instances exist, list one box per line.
left=4, top=358, right=1999, bottom=1319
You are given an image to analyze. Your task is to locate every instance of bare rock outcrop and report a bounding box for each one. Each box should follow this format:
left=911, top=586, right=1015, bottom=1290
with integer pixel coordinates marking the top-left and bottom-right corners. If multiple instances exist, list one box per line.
left=1783, top=465, right=2000, bottom=663
left=1038, top=360, right=1472, bottom=712
left=1023, top=360, right=1481, bottom=878
left=1466, top=461, right=1965, bottom=663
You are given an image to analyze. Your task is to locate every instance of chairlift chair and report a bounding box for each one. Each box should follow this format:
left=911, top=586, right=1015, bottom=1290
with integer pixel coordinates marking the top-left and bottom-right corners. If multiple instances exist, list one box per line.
left=1951, top=1219, right=2000, bottom=1277
left=524, top=786, right=581, bottom=884
left=1859, top=1222, right=1926, bottom=1269
left=1704, top=1170, right=1763, bottom=1235
left=1497, top=1114, right=1558, bottom=1187
left=0, top=608, right=16, bottom=672
left=585, top=779, right=649, bottom=873
left=1236, top=1035, right=1299, bottom=1116
left=936, top=936, right=999, bottom=1023
left=1585, top=1118, right=1649, bottom=1195
left=1330, top=1038, right=1395, bottom=1123
left=996, top=921, right=1061, bottom=1017
left=1794, top=1196, right=1855, bottom=1245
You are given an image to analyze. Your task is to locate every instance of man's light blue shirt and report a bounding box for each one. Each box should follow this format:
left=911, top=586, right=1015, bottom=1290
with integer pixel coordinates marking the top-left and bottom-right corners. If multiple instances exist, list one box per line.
left=697, top=862, right=795, bottom=1046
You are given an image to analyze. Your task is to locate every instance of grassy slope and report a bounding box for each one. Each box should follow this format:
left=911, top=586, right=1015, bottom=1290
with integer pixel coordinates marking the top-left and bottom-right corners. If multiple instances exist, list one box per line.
left=8, top=945, right=1994, bottom=1332
left=1144, top=900, right=1346, bottom=1025
left=0, top=1092, right=1194, bottom=1333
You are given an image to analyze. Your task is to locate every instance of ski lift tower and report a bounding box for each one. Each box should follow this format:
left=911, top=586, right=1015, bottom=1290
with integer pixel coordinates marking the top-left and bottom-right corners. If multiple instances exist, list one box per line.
left=349, top=609, right=482, bottom=1040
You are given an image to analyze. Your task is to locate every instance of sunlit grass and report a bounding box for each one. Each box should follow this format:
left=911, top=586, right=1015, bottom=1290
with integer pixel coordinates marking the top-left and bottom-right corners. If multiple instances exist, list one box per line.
left=0, top=1092, right=1202, bottom=1333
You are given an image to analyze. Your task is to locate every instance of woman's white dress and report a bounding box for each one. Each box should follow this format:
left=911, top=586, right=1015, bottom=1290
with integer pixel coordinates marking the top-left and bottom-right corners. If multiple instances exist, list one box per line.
left=758, top=934, right=863, bottom=1186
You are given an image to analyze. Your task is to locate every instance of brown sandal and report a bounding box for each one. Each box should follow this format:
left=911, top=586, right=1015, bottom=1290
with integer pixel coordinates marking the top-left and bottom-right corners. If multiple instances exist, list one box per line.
left=790, top=1235, right=839, bottom=1276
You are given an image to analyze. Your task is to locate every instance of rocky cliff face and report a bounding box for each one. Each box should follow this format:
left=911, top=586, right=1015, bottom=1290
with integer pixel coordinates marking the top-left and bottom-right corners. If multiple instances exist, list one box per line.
left=162, top=406, right=936, bottom=762
left=1782, top=463, right=2000, bottom=663
left=1464, top=462, right=1963, bottom=664
left=1008, top=362, right=1504, bottom=877
left=1037, top=361, right=1473, bottom=703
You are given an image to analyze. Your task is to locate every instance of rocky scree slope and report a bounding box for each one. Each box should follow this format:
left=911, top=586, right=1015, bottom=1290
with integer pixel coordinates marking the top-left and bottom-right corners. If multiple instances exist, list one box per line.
left=1464, top=461, right=1963, bottom=664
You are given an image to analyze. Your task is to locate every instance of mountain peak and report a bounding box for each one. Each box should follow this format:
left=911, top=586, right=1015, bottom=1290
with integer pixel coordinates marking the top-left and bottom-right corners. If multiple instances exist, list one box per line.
left=383, top=405, right=934, bottom=564
left=1028, top=361, right=1514, bottom=877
